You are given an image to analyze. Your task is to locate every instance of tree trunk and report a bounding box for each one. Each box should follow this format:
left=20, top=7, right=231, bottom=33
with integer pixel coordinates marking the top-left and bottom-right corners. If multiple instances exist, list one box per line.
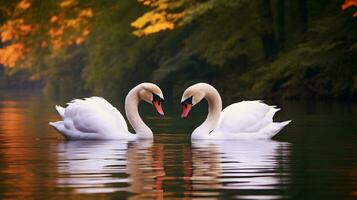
left=259, top=0, right=278, bottom=60
left=277, top=0, right=286, bottom=46
left=298, top=0, right=307, bottom=33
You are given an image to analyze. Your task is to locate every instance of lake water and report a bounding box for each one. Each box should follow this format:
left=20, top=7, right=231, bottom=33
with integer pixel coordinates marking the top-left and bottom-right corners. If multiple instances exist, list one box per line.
left=0, top=91, right=356, bottom=199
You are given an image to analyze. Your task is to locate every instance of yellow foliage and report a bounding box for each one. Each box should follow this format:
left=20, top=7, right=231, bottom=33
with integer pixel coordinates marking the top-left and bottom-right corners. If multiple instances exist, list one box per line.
left=132, top=0, right=186, bottom=36
left=17, top=0, right=31, bottom=10
left=82, top=28, right=90, bottom=37
left=48, top=26, right=64, bottom=38
left=1, top=29, right=13, bottom=42
left=46, top=5, right=93, bottom=51
left=75, top=36, right=85, bottom=44
left=0, top=43, right=25, bottom=68
left=51, top=39, right=63, bottom=50
left=60, top=0, right=76, bottom=8
left=19, top=24, right=32, bottom=32
left=41, top=41, right=47, bottom=48
left=79, top=9, right=94, bottom=18
left=0, top=19, right=33, bottom=42
left=138, top=0, right=168, bottom=7
left=66, top=19, right=81, bottom=28
left=0, top=0, right=94, bottom=68
left=50, top=16, right=59, bottom=23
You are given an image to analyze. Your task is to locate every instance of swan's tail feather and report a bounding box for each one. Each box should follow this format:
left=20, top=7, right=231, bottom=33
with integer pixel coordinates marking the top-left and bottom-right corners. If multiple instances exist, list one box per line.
left=265, top=120, right=292, bottom=138
left=49, top=121, right=63, bottom=132
left=278, top=120, right=292, bottom=128
left=49, top=121, right=71, bottom=139
left=266, top=107, right=280, bottom=122
left=55, top=105, right=65, bottom=119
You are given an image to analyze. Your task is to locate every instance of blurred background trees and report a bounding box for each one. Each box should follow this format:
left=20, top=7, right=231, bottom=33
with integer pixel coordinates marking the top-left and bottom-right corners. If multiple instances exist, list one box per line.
left=0, top=0, right=356, bottom=101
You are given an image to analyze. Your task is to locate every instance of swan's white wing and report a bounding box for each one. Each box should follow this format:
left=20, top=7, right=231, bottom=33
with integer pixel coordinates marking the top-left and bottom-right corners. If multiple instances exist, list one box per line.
left=81, top=97, right=128, bottom=130
left=63, top=97, right=128, bottom=136
left=218, top=101, right=278, bottom=133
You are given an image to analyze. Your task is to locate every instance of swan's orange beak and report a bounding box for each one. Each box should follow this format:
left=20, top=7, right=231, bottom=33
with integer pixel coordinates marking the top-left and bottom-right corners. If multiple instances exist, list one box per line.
left=153, top=100, right=164, bottom=116
left=181, top=103, right=192, bottom=119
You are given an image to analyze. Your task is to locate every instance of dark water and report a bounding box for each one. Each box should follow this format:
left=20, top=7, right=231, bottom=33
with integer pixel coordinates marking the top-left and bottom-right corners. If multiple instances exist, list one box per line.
left=0, top=91, right=356, bottom=199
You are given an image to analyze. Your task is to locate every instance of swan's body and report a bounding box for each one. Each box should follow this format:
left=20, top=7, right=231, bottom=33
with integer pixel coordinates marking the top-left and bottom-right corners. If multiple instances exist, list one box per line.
left=49, top=83, right=164, bottom=140
left=181, top=83, right=291, bottom=140
left=50, top=97, right=134, bottom=140
left=198, top=100, right=290, bottom=140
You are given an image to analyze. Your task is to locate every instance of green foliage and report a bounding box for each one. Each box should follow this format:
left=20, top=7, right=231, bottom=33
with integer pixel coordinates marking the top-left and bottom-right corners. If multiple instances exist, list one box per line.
left=0, top=0, right=356, bottom=101
left=249, top=12, right=357, bottom=99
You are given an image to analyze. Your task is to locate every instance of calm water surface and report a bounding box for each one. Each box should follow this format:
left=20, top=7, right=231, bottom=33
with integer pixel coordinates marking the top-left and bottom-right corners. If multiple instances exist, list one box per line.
left=0, top=91, right=356, bottom=199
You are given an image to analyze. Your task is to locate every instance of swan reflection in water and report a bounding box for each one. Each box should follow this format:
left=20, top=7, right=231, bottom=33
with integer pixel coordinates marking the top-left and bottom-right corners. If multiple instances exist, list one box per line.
left=56, top=140, right=165, bottom=198
left=56, top=138, right=291, bottom=199
left=186, top=140, right=291, bottom=199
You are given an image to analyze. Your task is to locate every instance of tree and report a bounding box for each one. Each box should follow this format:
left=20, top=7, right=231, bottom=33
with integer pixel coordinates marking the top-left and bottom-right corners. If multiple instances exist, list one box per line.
left=276, top=0, right=286, bottom=46
left=131, top=0, right=248, bottom=37
left=258, top=0, right=277, bottom=59
left=297, top=0, right=308, bottom=33
left=0, top=0, right=94, bottom=73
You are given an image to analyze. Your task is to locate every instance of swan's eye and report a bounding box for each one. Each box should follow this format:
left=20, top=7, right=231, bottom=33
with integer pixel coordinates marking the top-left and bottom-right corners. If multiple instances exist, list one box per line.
left=152, top=93, right=164, bottom=103
left=181, top=96, right=193, bottom=105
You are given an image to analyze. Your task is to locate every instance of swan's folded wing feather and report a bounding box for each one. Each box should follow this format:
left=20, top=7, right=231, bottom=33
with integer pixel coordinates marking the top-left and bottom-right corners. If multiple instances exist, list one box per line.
left=219, top=101, right=275, bottom=133
left=64, top=98, right=128, bottom=134
left=82, top=97, right=128, bottom=131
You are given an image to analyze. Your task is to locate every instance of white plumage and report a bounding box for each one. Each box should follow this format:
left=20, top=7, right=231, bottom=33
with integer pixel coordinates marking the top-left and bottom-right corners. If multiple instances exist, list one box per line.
left=182, top=83, right=291, bottom=140
left=214, top=101, right=291, bottom=139
left=49, top=97, right=134, bottom=140
left=49, top=83, right=164, bottom=140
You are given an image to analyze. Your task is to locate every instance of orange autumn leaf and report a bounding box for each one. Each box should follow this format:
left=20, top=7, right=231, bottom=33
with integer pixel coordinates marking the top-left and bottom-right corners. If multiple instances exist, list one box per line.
left=138, top=0, right=166, bottom=7
left=66, top=19, right=81, bottom=28
left=0, top=0, right=94, bottom=68
left=132, top=0, right=186, bottom=36
left=51, top=39, right=63, bottom=50
left=18, top=24, right=32, bottom=33
left=131, top=10, right=184, bottom=36
left=0, top=43, right=25, bottom=68
left=82, top=28, right=90, bottom=37
left=48, top=26, right=64, bottom=38
left=79, top=9, right=94, bottom=18
left=75, top=36, right=85, bottom=44
left=17, top=0, right=31, bottom=10
left=60, top=0, right=76, bottom=8
left=0, top=19, right=33, bottom=42
left=50, top=16, right=59, bottom=23
left=41, top=41, right=47, bottom=48
left=1, top=29, right=13, bottom=42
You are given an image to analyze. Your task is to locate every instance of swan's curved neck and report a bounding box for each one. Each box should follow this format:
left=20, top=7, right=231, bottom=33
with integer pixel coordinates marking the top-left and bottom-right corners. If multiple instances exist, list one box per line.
left=125, top=86, right=153, bottom=139
left=192, top=85, right=222, bottom=139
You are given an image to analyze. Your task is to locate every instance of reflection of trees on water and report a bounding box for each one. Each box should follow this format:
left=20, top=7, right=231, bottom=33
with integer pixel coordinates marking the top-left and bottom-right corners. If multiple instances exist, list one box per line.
left=184, top=140, right=291, bottom=199
left=56, top=140, right=165, bottom=199
left=0, top=100, right=37, bottom=198
left=0, top=98, right=58, bottom=198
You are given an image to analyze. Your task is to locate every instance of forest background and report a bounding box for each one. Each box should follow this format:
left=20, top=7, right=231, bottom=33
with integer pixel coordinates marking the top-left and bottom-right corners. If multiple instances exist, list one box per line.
left=0, top=0, right=356, bottom=103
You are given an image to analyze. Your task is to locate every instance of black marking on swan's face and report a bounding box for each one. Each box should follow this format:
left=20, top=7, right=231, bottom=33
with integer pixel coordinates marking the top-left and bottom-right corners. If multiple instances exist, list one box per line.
left=181, top=96, right=193, bottom=119
left=152, top=93, right=164, bottom=104
left=181, top=96, right=193, bottom=106
left=152, top=93, right=164, bottom=116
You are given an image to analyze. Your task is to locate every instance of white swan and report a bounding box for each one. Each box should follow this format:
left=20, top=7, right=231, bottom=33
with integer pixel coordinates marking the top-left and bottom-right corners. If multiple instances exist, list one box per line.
left=180, top=83, right=291, bottom=140
left=49, top=83, right=164, bottom=140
